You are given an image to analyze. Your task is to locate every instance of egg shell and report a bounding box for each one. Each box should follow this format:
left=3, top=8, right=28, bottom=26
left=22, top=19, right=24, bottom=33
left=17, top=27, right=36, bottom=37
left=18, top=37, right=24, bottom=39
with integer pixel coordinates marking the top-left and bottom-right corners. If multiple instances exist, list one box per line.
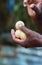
left=15, top=21, right=25, bottom=30
left=15, top=30, right=26, bottom=40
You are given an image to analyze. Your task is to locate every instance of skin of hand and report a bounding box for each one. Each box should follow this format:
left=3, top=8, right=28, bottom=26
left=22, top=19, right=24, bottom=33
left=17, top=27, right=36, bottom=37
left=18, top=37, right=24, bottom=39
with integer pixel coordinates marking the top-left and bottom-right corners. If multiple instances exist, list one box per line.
left=23, top=0, right=42, bottom=33
left=11, top=0, right=42, bottom=47
left=23, top=0, right=42, bottom=20
left=11, top=26, right=42, bottom=48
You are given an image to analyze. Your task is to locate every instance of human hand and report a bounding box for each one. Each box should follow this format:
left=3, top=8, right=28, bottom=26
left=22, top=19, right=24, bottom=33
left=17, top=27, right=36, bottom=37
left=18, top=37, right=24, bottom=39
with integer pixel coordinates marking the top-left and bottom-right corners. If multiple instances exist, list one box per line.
left=23, top=0, right=42, bottom=20
left=11, top=26, right=41, bottom=48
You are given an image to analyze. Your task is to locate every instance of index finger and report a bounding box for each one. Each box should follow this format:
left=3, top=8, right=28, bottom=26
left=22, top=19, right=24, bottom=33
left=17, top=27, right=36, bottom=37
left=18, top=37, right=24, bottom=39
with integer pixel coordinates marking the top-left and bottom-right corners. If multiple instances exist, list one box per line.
left=23, top=0, right=28, bottom=7
left=11, top=29, right=25, bottom=44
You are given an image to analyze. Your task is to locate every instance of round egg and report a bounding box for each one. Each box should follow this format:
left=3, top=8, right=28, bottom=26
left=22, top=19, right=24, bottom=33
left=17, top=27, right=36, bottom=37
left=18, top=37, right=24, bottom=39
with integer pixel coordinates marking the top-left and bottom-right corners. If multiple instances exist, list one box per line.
left=15, top=21, right=25, bottom=29
left=15, top=30, right=26, bottom=40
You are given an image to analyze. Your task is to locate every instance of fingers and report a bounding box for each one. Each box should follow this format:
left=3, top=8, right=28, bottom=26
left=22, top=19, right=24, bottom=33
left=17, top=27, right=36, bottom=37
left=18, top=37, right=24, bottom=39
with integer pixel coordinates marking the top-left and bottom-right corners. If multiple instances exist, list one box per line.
left=11, top=29, right=25, bottom=45
left=31, top=5, right=40, bottom=15
left=19, top=26, right=32, bottom=36
left=23, top=0, right=28, bottom=7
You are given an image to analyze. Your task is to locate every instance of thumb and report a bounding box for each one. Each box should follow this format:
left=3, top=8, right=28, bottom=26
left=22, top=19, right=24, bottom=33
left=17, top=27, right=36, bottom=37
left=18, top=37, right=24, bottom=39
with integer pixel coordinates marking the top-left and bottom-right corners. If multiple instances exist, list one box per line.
left=19, top=26, right=31, bottom=35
